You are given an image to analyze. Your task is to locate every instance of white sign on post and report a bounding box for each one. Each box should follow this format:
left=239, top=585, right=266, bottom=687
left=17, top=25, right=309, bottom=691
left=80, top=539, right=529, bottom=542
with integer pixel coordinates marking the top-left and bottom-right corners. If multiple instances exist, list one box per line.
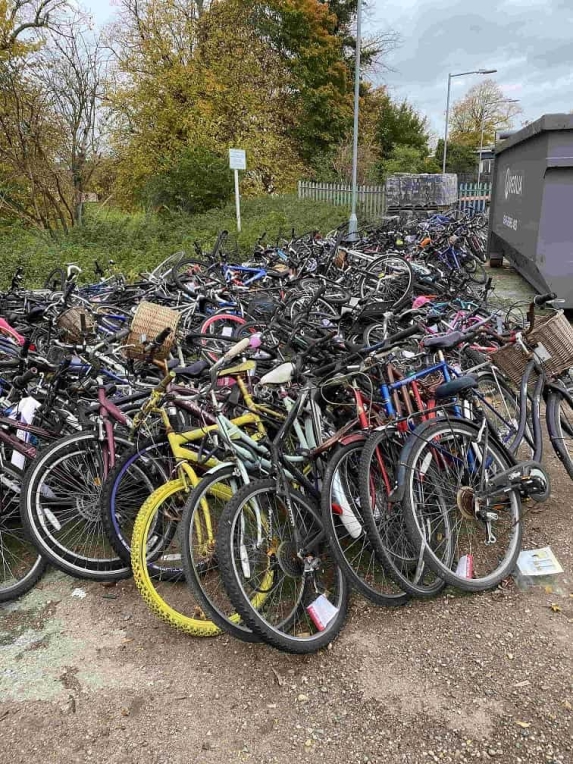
left=229, top=148, right=246, bottom=170
left=229, top=149, right=246, bottom=232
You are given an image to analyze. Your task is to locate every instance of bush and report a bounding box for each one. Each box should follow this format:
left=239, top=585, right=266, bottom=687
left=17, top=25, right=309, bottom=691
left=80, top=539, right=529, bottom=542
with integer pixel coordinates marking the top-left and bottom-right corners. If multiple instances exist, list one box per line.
left=0, top=196, right=350, bottom=286
left=142, top=146, right=234, bottom=214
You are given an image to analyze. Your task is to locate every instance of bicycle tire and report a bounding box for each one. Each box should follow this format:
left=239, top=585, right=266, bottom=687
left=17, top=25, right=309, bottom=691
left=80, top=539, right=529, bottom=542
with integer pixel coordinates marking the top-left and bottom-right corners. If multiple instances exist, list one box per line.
left=44, top=268, right=66, bottom=291
left=217, top=478, right=349, bottom=653
left=172, top=257, right=219, bottom=296
left=401, top=418, right=522, bottom=592
left=321, top=441, right=410, bottom=607
left=131, top=477, right=222, bottom=637
left=358, top=428, right=446, bottom=599
left=20, top=431, right=132, bottom=581
left=461, top=253, right=487, bottom=284
left=547, top=386, right=573, bottom=480
left=100, top=437, right=174, bottom=567
left=359, top=254, right=413, bottom=309
left=180, top=464, right=260, bottom=643
left=199, top=313, right=246, bottom=361
left=0, top=463, right=47, bottom=602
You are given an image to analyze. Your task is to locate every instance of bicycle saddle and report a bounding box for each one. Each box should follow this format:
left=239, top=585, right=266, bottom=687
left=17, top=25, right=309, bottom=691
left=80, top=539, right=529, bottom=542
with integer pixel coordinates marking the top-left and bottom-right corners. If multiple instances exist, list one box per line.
left=434, top=375, right=478, bottom=399
left=422, top=331, right=465, bottom=350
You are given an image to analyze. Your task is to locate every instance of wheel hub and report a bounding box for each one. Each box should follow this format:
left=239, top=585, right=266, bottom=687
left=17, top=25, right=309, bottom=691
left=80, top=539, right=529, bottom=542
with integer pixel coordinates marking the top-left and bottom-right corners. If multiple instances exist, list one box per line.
left=75, top=496, right=101, bottom=523
left=276, top=541, right=302, bottom=578
left=456, top=486, right=476, bottom=520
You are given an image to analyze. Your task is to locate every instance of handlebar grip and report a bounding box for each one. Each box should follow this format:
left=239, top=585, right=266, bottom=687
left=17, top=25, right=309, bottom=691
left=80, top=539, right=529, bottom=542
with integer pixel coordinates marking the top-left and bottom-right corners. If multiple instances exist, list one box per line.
left=12, top=368, right=38, bottom=390
left=534, top=292, right=557, bottom=307
left=154, top=327, right=172, bottom=345
left=112, top=326, right=131, bottom=343
left=221, top=336, right=251, bottom=363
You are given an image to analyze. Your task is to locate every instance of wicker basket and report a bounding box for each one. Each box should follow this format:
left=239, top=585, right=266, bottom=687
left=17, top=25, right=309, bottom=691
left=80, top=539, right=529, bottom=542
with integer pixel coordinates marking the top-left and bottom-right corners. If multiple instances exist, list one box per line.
left=57, top=308, right=95, bottom=343
left=333, top=250, right=348, bottom=270
left=491, top=311, right=573, bottom=386
left=124, top=301, right=180, bottom=360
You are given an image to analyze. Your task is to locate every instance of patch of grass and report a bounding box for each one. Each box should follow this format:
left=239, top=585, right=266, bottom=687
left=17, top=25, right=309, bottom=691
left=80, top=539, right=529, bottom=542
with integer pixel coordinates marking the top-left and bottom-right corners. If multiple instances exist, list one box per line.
left=0, top=196, right=352, bottom=287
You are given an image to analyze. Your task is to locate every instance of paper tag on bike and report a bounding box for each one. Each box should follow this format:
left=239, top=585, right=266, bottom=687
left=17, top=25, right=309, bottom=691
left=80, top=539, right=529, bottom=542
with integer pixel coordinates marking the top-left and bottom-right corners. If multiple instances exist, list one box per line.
left=306, top=594, right=339, bottom=632
left=455, top=554, right=474, bottom=579
left=221, top=326, right=234, bottom=337
left=533, top=342, right=552, bottom=363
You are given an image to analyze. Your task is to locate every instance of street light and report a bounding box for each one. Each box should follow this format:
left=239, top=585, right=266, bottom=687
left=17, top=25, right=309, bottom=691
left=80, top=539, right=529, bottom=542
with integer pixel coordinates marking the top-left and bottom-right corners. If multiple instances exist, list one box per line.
left=477, top=98, right=519, bottom=186
left=442, top=68, right=497, bottom=174
left=348, top=0, right=363, bottom=238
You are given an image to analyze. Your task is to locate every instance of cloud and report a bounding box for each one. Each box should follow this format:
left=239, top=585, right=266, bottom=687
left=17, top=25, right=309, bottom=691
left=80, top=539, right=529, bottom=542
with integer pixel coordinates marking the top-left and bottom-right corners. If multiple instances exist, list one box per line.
left=371, top=0, right=573, bottom=134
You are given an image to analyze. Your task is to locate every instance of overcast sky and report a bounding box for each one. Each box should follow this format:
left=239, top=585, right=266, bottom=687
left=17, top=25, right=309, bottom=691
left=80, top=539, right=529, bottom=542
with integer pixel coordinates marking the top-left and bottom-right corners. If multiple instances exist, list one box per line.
left=370, top=0, right=573, bottom=139
left=85, top=0, right=573, bottom=139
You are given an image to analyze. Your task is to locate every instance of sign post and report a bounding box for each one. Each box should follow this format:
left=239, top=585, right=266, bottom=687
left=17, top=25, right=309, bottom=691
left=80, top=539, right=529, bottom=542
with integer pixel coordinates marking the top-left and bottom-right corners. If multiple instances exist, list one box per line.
left=229, top=148, right=246, bottom=233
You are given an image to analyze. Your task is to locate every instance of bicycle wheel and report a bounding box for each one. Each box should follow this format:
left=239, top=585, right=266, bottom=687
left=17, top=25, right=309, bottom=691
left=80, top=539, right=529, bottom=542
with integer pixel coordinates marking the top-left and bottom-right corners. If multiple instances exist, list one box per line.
left=401, top=419, right=522, bottom=592
left=547, top=386, right=573, bottom=479
left=359, top=255, right=413, bottom=309
left=20, top=431, right=132, bottom=580
left=172, top=257, right=219, bottom=296
left=321, top=441, right=410, bottom=606
left=0, top=464, right=47, bottom=602
left=131, top=478, right=221, bottom=637
left=199, top=313, right=245, bottom=361
left=359, top=429, right=446, bottom=599
left=44, top=267, right=66, bottom=292
left=461, top=253, right=487, bottom=284
left=180, top=465, right=260, bottom=642
left=217, top=478, right=349, bottom=653
left=296, top=278, right=351, bottom=306
left=100, top=438, right=174, bottom=566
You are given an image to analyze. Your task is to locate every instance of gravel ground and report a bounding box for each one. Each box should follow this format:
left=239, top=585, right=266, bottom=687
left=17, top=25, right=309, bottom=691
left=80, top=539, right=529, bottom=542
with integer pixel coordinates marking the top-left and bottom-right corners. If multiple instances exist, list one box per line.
left=1, top=264, right=572, bottom=764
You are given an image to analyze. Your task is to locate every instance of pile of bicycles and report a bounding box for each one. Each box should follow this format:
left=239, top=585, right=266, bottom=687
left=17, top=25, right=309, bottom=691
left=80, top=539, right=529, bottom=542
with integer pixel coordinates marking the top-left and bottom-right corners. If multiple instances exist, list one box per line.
left=1, top=217, right=572, bottom=654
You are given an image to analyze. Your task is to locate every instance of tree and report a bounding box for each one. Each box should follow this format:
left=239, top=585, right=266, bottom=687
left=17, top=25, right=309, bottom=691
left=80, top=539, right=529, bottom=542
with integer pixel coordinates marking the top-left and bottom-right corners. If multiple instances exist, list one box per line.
left=0, top=0, right=66, bottom=59
left=434, top=139, right=477, bottom=175
left=43, top=23, right=108, bottom=224
left=107, top=0, right=364, bottom=204
left=0, top=17, right=108, bottom=231
left=450, top=79, right=522, bottom=147
left=379, top=145, right=439, bottom=177
left=375, top=91, right=430, bottom=160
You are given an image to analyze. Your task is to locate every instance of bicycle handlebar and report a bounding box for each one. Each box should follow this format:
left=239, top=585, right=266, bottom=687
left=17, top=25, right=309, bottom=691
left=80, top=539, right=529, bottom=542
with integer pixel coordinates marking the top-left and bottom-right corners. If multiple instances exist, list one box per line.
left=12, top=367, right=38, bottom=390
left=142, top=327, right=171, bottom=355
left=533, top=292, right=557, bottom=307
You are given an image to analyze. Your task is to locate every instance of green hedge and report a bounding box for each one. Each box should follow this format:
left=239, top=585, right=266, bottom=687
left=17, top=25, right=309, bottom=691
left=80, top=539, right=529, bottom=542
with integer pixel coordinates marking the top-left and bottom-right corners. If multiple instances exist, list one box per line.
left=0, top=196, right=350, bottom=287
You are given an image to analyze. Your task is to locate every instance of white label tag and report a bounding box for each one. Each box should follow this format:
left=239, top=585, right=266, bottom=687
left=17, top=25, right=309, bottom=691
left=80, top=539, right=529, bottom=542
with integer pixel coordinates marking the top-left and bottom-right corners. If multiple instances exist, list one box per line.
left=533, top=342, right=552, bottom=363
left=221, top=326, right=234, bottom=337
left=306, top=594, right=339, bottom=631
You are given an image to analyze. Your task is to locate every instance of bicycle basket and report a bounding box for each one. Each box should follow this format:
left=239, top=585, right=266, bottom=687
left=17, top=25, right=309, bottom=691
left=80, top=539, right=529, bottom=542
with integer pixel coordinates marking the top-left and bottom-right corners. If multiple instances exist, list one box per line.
left=491, top=311, right=573, bottom=385
left=124, top=301, right=180, bottom=360
left=57, top=307, right=95, bottom=343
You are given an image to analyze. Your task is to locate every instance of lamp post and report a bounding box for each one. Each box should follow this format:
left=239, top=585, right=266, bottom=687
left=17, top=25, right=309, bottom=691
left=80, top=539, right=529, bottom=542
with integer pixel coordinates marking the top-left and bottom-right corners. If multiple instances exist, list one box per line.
left=348, top=0, right=363, bottom=239
left=442, top=68, right=497, bottom=174
left=477, top=98, right=519, bottom=187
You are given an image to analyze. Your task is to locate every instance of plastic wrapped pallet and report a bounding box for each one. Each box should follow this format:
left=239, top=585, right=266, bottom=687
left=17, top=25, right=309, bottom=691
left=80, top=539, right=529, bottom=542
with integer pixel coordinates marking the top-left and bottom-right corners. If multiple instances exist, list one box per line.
left=385, top=173, right=458, bottom=209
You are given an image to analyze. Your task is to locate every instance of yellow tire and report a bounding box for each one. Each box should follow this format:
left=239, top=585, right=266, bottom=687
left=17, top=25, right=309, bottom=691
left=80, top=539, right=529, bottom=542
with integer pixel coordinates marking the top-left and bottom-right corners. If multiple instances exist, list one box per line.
left=131, top=478, right=221, bottom=637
